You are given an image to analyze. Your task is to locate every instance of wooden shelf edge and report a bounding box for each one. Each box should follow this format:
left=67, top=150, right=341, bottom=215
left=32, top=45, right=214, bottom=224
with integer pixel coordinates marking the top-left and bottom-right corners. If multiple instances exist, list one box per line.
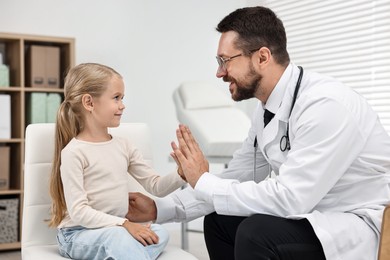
left=0, top=189, right=22, bottom=195
left=0, top=138, right=23, bottom=143
left=0, top=32, right=74, bottom=43
left=24, top=87, right=64, bottom=93
left=0, top=87, right=22, bottom=92
left=0, top=241, right=21, bottom=251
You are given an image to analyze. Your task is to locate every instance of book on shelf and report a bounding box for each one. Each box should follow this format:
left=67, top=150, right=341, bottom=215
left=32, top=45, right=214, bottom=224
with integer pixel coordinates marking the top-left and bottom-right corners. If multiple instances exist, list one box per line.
left=0, top=43, right=10, bottom=88
left=47, top=93, right=62, bottom=123
left=0, top=94, right=11, bottom=139
left=0, top=145, right=10, bottom=190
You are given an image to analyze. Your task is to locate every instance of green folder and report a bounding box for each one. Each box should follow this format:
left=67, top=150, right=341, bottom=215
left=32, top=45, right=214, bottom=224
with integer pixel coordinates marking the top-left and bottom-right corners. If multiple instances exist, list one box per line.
left=26, top=93, right=47, bottom=124
left=46, top=93, right=61, bottom=123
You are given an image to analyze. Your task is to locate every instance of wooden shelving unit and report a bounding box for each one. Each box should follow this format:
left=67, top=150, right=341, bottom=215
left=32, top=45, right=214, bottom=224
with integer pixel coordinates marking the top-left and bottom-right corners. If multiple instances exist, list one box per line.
left=0, top=32, right=75, bottom=251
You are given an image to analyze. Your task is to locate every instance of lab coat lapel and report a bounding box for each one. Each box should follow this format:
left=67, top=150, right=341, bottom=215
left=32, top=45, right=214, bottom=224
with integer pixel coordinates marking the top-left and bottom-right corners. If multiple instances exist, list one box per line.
left=260, top=94, right=292, bottom=157
left=262, top=118, right=279, bottom=149
left=262, top=101, right=291, bottom=149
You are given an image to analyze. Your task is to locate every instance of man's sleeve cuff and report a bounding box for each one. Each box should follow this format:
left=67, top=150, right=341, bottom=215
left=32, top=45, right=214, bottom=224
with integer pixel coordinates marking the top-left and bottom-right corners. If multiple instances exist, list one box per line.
left=155, top=196, right=176, bottom=224
left=194, top=172, right=220, bottom=203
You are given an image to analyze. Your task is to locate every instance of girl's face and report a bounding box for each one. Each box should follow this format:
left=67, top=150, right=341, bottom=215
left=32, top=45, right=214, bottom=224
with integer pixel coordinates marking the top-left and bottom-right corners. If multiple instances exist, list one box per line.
left=92, top=75, right=125, bottom=128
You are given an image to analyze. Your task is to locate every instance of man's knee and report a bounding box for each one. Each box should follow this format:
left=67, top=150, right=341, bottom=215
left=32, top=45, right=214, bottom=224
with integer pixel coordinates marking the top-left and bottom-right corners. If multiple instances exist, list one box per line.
left=236, top=214, right=270, bottom=243
left=235, top=214, right=279, bottom=260
left=204, top=212, right=218, bottom=232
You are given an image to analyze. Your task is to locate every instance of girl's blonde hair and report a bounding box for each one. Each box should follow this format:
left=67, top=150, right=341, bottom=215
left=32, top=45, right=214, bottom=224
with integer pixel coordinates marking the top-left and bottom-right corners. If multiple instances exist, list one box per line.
left=49, top=63, right=121, bottom=227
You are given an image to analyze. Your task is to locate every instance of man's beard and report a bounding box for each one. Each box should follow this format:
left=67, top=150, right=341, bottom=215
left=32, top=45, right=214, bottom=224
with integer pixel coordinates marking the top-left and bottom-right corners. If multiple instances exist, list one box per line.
left=223, top=66, right=261, bottom=102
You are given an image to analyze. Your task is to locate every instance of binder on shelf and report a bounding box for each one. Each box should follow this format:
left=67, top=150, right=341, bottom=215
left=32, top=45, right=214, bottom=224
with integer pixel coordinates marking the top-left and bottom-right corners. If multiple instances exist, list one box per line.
left=46, top=93, right=61, bottom=123
left=0, top=53, right=10, bottom=87
left=46, top=47, right=60, bottom=88
left=26, top=93, right=47, bottom=124
left=0, top=146, right=10, bottom=190
left=26, top=45, right=60, bottom=88
left=0, top=94, right=11, bottom=139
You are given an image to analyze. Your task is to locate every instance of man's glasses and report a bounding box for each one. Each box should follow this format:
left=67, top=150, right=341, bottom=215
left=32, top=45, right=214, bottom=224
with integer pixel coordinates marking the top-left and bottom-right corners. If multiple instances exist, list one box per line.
left=216, top=48, right=260, bottom=73
left=216, top=53, right=243, bottom=72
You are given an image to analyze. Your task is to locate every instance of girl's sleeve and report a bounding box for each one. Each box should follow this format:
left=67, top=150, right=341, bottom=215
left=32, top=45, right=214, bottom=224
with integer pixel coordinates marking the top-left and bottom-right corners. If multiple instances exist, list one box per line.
left=127, top=146, right=185, bottom=197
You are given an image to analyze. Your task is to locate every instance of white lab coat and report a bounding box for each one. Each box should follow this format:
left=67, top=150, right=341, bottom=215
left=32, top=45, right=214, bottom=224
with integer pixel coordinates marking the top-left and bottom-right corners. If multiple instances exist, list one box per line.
left=156, top=64, right=390, bottom=260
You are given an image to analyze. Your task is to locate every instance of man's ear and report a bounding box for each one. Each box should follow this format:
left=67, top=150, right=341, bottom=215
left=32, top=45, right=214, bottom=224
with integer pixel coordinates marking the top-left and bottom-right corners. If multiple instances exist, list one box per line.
left=254, top=47, right=272, bottom=69
left=81, top=94, right=94, bottom=112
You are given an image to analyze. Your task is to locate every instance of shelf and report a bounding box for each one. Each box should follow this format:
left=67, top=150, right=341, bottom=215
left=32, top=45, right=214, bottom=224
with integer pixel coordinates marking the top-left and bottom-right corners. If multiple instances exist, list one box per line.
left=24, top=87, right=64, bottom=93
left=0, top=189, right=22, bottom=195
left=0, top=87, right=22, bottom=92
left=0, top=138, right=23, bottom=144
left=0, top=32, right=75, bottom=251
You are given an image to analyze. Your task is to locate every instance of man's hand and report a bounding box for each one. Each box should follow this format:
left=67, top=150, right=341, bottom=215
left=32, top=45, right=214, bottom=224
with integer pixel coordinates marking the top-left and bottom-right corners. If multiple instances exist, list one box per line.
left=171, top=124, right=209, bottom=188
left=126, top=192, right=157, bottom=222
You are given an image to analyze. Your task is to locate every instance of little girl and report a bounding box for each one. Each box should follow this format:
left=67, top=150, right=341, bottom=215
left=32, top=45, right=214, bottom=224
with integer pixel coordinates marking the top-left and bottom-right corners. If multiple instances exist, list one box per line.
left=49, top=63, right=185, bottom=259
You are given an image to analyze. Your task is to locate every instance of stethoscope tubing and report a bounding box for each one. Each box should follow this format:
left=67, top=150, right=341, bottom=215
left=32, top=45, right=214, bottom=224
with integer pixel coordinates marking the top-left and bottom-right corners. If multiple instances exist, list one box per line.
left=280, top=66, right=303, bottom=152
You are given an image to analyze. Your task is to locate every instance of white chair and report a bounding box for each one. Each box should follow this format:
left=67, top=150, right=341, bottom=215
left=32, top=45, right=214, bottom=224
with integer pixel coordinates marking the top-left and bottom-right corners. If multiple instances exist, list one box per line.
left=22, top=123, right=197, bottom=260
left=173, top=81, right=251, bottom=249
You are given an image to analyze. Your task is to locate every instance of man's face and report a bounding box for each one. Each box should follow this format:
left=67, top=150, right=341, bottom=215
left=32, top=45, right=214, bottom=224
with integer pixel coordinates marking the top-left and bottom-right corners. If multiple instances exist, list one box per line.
left=216, top=31, right=261, bottom=101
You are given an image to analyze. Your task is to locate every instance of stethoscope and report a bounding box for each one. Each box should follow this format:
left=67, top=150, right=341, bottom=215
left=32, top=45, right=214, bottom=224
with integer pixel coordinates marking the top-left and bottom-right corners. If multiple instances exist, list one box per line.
left=279, top=65, right=303, bottom=152
left=253, top=66, right=303, bottom=178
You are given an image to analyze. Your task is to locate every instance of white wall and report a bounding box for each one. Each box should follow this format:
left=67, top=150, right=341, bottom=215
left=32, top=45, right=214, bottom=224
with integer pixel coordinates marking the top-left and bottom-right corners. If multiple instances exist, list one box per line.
left=0, top=0, right=255, bottom=173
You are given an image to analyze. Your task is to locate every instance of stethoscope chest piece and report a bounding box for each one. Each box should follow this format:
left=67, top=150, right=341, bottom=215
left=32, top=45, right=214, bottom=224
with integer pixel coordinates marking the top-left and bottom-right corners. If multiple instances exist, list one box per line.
left=280, top=134, right=290, bottom=152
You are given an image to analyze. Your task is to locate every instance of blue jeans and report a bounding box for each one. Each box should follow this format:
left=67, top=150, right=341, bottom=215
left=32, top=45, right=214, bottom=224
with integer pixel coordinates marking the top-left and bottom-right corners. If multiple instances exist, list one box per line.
left=57, top=224, right=169, bottom=260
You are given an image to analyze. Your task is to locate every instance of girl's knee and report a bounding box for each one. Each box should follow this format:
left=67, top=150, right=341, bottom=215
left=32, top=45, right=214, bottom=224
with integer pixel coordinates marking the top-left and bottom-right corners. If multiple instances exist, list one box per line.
left=150, top=224, right=169, bottom=246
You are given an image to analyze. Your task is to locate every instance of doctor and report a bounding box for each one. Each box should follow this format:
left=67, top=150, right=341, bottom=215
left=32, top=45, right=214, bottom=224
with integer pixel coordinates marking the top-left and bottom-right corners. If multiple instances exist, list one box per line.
left=128, top=6, right=390, bottom=260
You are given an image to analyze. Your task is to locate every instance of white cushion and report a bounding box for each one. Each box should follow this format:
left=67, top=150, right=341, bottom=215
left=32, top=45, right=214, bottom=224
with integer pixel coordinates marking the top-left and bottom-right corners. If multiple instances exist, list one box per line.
left=22, top=245, right=65, bottom=260
left=179, top=81, right=233, bottom=109
left=22, top=245, right=198, bottom=260
left=159, top=246, right=198, bottom=260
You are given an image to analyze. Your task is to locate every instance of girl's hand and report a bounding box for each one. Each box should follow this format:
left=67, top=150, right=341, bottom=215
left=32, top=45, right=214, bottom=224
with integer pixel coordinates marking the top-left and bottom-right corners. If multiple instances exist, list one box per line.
left=170, top=152, right=187, bottom=182
left=122, top=220, right=159, bottom=246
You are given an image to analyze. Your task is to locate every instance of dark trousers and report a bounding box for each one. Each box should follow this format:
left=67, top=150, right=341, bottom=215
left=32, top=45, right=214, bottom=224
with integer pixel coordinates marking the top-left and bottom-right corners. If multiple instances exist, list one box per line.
left=203, top=212, right=326, bottom=260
